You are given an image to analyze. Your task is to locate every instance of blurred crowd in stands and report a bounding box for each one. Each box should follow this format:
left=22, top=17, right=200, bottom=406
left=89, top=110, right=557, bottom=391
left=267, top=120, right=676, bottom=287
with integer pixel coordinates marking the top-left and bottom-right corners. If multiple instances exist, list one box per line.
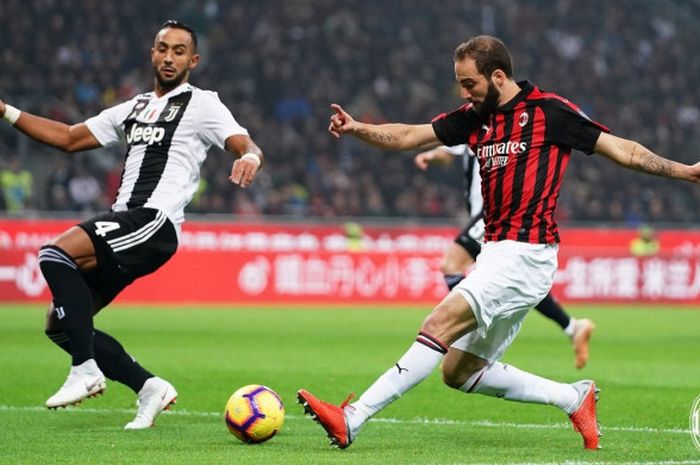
left=1, top=0, right=699, bottom=225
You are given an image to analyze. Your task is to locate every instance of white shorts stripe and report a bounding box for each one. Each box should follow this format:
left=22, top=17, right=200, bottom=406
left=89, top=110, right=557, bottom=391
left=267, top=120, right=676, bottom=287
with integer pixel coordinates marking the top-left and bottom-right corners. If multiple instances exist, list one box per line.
left=107, top=210, right=167, bottom=252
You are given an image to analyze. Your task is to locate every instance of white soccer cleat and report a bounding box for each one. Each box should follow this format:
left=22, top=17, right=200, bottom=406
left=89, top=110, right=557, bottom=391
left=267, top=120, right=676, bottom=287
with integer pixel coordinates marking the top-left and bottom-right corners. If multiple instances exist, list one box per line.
left=46, top=359, right=106, bottom=409
left=124, top=377, right=177, bottom=430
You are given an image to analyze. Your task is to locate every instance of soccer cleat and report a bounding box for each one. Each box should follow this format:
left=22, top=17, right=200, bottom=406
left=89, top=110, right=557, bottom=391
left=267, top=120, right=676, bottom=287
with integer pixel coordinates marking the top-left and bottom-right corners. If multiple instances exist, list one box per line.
left=572, top=318, right=595, bottom=369
left=298, top=389, right=355, bottom=449
left=568, top=380, right=601, bottom=450
left=46, top=359, right=106, bottom=409
left=124, top=377, right=177, bottom=430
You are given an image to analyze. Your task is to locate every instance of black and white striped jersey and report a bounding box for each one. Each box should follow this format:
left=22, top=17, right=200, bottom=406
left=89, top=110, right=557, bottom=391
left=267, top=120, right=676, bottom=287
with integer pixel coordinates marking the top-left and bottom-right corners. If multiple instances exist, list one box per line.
left=442, top=144, right=482, bottom=217
left=85, top=82, right=249, bottom=232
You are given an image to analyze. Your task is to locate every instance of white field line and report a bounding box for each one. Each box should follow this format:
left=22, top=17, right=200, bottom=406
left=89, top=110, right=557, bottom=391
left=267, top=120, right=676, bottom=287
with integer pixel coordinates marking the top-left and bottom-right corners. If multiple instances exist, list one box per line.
left=0, top=404, right=691, bottom=435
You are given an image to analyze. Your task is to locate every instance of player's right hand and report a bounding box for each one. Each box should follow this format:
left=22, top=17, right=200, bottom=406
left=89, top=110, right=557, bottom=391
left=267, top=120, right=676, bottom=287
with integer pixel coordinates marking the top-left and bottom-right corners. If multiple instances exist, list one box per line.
left=0, top=99, right=6, bottom=117
left=328, top=103, right=356, bottom=138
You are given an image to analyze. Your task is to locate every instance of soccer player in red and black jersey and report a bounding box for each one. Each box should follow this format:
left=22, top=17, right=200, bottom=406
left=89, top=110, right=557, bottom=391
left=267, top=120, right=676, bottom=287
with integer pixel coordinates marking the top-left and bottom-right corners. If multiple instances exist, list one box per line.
left=298, top=35, right=700, bottom=451
left=414, top=144, right=595, bottom=370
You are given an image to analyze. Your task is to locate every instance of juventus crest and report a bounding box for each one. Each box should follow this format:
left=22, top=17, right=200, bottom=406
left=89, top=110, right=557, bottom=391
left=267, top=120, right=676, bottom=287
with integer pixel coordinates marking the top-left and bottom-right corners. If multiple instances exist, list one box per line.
left=163, top=103, right=183, bottom=122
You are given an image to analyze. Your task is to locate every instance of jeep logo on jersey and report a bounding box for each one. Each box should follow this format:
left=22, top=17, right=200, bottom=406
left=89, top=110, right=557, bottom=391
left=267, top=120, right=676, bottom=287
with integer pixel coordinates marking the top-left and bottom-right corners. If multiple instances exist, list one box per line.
left=126, top=124, right=166, bottom=145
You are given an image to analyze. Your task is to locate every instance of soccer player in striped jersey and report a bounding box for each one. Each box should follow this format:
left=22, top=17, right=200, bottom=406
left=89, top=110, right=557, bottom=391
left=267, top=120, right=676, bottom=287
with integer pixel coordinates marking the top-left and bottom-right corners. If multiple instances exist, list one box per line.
left=299, top=35, right=700, bottom=450
left=414, top=144, right=594, bottom=369
left=0, top=20, right=263, bottom=429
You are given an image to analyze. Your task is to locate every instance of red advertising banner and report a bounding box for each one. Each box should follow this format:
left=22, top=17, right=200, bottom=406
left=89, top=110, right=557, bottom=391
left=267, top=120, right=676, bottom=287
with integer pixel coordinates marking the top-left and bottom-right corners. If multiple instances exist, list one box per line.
left=0, top=219, right=698, bottom=305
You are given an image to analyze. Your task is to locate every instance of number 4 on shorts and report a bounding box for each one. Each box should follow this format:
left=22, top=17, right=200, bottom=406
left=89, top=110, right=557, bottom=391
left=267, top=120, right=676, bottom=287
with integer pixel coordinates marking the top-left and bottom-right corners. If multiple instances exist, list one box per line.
left=94, top=221, right=121, bottom=237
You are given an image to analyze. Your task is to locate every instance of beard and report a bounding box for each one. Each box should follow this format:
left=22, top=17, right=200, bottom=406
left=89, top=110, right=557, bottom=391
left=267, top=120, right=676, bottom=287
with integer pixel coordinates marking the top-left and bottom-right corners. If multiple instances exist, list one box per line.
left=473, top=80, right=500, bottom=118
left=154, top=66, right=188, bottom=92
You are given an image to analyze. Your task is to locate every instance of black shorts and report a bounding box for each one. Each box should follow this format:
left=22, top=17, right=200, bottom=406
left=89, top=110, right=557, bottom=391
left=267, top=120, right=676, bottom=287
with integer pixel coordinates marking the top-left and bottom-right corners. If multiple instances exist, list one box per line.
left=78, top=207, right=178, bottom=305
left=454, top=211, right=485, bottom=259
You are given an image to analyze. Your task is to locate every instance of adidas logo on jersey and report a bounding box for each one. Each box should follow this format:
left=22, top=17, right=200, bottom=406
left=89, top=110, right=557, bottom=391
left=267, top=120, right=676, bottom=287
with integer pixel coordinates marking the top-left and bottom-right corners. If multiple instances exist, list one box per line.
left=126, top=124, right=166, bottom=145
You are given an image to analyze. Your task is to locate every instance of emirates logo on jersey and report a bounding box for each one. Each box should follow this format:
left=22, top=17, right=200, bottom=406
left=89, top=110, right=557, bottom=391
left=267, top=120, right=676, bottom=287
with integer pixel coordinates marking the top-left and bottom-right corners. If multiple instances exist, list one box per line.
left=518, top=112, right=529, bottom=127
left=477, top=141, right=528, bottom=170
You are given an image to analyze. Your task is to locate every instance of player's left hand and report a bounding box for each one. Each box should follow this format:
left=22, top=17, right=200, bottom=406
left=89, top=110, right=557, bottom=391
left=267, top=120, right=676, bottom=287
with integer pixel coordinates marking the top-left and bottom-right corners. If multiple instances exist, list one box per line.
left=229, top=156, right=260, bottom=188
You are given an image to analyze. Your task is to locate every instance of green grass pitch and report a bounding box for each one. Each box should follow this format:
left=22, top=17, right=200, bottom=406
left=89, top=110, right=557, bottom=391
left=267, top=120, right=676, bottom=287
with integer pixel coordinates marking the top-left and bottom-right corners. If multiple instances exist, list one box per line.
left=1, top=304, right=699, bottom=465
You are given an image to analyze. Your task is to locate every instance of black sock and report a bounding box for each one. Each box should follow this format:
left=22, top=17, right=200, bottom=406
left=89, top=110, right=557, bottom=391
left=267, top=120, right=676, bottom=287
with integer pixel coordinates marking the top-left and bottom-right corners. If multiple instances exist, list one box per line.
left=45, top=327, right=154, bottom=393
left=444, top=273, right=466, bottom=291
left=38, top=246, right=94, bottom=365
left=45, top=328, right=71, bottom=354
left=534, top=293, right=570, bottom=330
left=93, top=329, right=154, bottom=393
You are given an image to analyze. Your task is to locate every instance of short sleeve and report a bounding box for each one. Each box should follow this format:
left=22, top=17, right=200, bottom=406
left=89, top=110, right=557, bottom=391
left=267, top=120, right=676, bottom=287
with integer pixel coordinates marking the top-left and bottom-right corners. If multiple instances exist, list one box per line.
left=84, top=99, right=136, bottom=146
left=197, top=91, right=249, bottom=149
left=441, top=144, right=468, bottom=156
left=544, top=99, right=609, bottom=154
left=431, top=104, right=481, bottom=147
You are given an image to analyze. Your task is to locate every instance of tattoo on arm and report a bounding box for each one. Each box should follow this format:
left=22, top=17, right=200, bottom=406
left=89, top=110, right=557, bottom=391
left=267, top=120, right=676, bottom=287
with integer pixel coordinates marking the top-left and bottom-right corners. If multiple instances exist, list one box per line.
left=356, top=126, right=399, bottom=146
left=630, top=143, right=676, bottom=178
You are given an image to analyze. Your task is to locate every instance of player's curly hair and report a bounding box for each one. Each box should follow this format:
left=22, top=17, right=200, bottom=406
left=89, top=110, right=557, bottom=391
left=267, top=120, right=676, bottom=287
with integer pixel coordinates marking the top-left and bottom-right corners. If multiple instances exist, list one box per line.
left=454, top=35, right=513, bottom=78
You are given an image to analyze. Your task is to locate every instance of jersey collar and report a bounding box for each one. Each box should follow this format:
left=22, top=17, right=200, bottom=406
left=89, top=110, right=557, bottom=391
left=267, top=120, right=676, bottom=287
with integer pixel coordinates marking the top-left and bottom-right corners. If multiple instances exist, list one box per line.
left=152, top=82, right=193, bottom=100
left=496, top=80, right=535, bottom=112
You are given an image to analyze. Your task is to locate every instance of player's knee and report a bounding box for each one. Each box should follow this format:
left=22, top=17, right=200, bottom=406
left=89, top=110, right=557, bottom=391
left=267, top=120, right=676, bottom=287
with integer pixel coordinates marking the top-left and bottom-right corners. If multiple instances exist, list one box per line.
left=439, top=259, right=457, bottom=276
left=38, top=244, right=71, bottom=276
left=421, top=295, right=476, bottom=341
left=441, top=358, right=487, bottom=390
left=442, top=365, right=466, bottom=389
left=421, top=307, right=450, bottom=340
left=45, top=303, right=60, bottom=331
left=440, top=255, right=464, bottom=275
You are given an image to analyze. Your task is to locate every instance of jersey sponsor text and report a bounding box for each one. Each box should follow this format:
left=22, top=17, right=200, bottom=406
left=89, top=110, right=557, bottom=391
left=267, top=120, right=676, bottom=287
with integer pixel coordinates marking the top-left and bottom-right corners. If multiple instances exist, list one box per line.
left=126, top=124, right=166, bottom=145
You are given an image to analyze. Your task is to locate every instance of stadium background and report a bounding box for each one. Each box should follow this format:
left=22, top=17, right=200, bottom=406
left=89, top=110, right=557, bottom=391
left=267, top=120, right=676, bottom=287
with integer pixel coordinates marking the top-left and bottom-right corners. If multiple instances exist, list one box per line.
left=1, top=2, right=700, bottom=464
left=1, top=0, right=700, bottom=223
left=1, top=0, right=699, bottom=305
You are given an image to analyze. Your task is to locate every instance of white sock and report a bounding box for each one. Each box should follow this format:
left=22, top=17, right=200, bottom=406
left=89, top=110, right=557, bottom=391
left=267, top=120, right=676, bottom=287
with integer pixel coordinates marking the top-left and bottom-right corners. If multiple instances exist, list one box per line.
left=460, top=361, right=579, bottom=413
left=349, top=335, right=447, bottom=429
left=564, top=318, right=576, bottom=338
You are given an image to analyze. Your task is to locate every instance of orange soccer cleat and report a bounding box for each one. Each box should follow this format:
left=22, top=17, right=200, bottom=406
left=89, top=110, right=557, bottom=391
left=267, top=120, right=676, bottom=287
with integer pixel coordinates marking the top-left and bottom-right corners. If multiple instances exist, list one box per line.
left=569, top=380, right=601, bottom=449
left=298, top=389, right=356, bottom=449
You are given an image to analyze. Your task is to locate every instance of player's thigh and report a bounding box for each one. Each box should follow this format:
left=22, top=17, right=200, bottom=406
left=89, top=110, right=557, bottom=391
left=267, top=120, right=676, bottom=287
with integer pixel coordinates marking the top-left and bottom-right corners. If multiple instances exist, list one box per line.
left=422, top=292, right=479, bottom=346
left=450, top=308, right=526, bottom=363
left=452, top=241, right=557, bottom=336
left=45, top=226, right=98, bottom=270
left=79, top=208, right=177, bottom=306
left=79, top=208, right=177, bottom=276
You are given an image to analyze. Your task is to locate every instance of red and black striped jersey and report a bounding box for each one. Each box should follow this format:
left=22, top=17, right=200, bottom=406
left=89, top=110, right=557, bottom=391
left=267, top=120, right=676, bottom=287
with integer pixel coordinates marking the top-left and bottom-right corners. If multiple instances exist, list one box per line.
left=432, top=81, right=609, bottom=244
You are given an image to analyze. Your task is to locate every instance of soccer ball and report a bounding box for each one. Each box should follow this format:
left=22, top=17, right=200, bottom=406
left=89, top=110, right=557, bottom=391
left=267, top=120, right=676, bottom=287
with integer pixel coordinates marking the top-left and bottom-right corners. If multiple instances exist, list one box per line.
left=224, top=384, right=285, bottom=443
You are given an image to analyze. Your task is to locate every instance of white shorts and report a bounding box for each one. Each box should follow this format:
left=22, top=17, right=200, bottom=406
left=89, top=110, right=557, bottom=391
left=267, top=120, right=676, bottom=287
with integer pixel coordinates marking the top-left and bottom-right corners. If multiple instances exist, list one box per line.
left=451, top=240, right=558, bottom=361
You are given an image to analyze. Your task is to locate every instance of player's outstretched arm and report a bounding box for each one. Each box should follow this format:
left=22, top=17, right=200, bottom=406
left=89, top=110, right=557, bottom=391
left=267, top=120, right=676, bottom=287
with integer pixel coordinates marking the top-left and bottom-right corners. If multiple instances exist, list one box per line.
left=0, top=99, right=100, bottom=152
left=329, top=103, right=440, bottom=151
left=594, top=132, right=700, bottom=183
left=226, top=134, right=263, bottom=188
left=414, top=147, right=455, bottom=170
